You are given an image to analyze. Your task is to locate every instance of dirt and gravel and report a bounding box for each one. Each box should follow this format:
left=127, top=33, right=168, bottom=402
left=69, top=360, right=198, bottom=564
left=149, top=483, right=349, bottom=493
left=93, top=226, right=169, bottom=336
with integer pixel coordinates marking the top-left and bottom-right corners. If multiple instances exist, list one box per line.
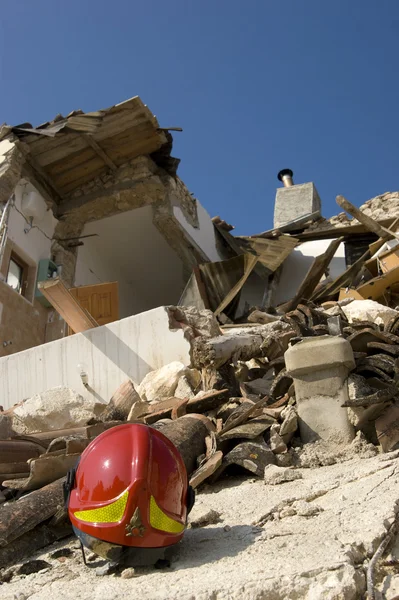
left=2, top=443, right=399, bottom=600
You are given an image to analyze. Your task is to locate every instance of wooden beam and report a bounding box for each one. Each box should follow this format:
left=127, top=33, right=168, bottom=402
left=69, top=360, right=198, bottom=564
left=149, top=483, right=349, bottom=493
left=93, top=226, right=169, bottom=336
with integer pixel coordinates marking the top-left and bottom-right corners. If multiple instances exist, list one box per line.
left=214, top=254, right=258, bottom=316
left=336, top=195, right=399, bottom=241
left=83, top=134, right=117, bottom=172
left=37, top=278, right=98, bottom=333
left=24, top=156, right=64, bottom=204
left=281, top=237, right=344, bottom=312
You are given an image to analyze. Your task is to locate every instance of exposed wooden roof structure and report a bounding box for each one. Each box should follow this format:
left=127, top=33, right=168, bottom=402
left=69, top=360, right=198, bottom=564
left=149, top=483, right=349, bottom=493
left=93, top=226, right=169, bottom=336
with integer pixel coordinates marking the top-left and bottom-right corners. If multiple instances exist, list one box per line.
left=1, top=96, right=175, bottom=203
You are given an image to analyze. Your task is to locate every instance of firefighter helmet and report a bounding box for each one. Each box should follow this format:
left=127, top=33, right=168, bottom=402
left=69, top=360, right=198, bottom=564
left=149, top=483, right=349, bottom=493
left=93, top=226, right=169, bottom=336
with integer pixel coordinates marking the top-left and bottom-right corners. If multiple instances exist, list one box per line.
left=65, top=423, right=194, bottom=565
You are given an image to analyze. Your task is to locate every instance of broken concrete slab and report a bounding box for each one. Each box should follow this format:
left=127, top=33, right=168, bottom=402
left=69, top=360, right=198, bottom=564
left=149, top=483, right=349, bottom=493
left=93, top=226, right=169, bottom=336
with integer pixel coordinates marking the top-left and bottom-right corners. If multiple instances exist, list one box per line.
left=175, top=375, right=196, bottom=400
left=264, top=464, right=303, bottom=485
left=138, top=362, right=198, bottom=404
left=11, top=388, right=105, bottom=435
left=342, top=299, right=398, bottom=328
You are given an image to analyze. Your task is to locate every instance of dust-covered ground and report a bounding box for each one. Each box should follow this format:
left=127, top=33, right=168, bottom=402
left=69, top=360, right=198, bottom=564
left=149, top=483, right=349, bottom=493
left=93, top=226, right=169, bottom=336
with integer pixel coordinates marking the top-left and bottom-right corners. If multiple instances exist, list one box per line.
left=2, top=444, right=399, bottom=600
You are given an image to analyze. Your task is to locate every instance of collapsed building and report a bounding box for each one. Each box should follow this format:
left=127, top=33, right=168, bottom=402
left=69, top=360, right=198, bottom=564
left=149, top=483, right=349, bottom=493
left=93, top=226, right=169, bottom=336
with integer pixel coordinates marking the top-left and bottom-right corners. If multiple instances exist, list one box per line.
left=2, top=96, right=399, bottom=599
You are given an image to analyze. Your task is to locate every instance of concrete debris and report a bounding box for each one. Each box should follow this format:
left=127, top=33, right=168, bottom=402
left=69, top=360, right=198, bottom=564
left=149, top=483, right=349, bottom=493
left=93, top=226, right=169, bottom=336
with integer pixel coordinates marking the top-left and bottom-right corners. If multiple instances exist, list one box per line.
left=264, top=464, right=303, bottom=485
left=174, top=375, right=196, bottom=399
left=4, top=451, right=399, bottom=599
left=189, top=509, right=221, bottom=528
left=0, top=414, right=14, bottom=440
left=342, top=299, right=398, bottom=328
left=4, top=170, right=399, bottom=597
left=269, top=424, right=288, bottom=454
left=10, top=388, right=105, bottom=435
left=137, top=362, right=198, bottom=404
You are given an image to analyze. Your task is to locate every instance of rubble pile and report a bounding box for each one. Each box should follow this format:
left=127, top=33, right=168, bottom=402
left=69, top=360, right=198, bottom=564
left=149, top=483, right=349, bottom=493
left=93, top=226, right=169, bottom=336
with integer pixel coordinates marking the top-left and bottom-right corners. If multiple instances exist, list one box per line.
left=3, top=193, right=399, bottom=598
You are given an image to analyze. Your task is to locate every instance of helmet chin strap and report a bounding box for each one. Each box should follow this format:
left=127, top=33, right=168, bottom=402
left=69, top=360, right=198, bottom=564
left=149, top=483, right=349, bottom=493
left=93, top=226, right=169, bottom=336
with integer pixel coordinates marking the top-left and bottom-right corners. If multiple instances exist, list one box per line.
left=80, top=540, right=88, bottom=566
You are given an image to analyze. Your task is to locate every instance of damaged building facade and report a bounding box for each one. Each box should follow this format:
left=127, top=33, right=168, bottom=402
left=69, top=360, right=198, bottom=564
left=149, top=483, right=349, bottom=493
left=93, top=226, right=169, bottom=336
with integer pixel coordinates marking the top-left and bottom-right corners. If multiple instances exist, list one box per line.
left=0, top=97, right=230, bottom=358
left=4, top=95, right=399, bottom=599
left=2, top=94, right=399, bottom=409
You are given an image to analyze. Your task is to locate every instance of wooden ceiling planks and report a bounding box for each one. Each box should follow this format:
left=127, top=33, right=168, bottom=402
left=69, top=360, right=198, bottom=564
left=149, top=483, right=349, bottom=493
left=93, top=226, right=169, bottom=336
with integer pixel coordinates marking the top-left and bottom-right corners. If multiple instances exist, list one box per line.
left=17, top=96, right=167, bottom=198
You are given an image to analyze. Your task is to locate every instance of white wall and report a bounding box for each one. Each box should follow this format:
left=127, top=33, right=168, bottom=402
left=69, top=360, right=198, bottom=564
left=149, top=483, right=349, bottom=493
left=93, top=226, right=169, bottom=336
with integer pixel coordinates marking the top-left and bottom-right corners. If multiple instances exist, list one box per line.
left=275, top=239, right=347, bottom=305
left=0, top=306, right=191, bottom=409
left=7, top=180, right=57, bottom=265
left=74, top=206, right=186, bottom=318
left=0, top=139, right=14, bottom=166
left=173, top=201, right=225, bottom=263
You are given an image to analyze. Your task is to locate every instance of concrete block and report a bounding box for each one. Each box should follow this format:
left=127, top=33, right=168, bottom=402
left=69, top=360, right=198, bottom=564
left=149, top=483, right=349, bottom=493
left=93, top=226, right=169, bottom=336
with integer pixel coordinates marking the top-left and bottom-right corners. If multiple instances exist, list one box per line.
left=285, top=336, right=355, bottom=445
left=11, top=387, right=105, bottom=434
left=342, top=299, right=398, bottom=328
left=273, top=182, right=321, bottom=229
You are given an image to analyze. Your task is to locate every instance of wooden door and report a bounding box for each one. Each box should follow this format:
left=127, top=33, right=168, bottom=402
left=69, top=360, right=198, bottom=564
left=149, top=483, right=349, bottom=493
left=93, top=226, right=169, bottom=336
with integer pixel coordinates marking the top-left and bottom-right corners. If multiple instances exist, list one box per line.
left=68, top=281, right=119, bottom=333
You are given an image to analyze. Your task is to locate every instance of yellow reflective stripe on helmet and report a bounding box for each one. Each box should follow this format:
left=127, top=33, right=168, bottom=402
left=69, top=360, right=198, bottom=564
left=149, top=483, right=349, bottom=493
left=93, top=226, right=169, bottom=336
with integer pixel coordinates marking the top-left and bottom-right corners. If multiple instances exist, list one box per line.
left=149, top=495, right=185, bottom=534
left=74, top=490, right=129, bottom=524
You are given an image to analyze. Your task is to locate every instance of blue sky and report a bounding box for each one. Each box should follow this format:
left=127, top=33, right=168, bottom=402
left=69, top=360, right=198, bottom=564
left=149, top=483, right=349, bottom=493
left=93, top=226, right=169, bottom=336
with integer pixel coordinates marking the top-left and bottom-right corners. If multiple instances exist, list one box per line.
left=1, top=1, right=398, bottom=235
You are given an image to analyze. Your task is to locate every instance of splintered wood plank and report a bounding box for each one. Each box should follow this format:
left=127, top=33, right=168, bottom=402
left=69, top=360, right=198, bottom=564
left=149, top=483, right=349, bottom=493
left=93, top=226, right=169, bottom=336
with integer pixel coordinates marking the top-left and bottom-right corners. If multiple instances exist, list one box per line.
left=38, top=279, right=98, bottom=333
left=281, top=237, right=344, bottom=312
left=336, top=195, right=399, bottom=241
left=214, top=254, right=259, bottom=316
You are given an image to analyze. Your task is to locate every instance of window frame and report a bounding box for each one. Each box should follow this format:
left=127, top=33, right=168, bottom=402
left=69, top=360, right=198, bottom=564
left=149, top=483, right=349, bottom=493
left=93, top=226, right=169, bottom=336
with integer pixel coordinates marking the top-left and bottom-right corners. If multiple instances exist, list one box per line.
left=6, top=251, right=29, bottom=298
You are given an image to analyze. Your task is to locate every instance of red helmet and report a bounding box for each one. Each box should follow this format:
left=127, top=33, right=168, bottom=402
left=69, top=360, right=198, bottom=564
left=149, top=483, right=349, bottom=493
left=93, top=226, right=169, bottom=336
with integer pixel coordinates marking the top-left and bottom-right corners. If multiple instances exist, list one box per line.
left=65, top=423, right=194, bottom=566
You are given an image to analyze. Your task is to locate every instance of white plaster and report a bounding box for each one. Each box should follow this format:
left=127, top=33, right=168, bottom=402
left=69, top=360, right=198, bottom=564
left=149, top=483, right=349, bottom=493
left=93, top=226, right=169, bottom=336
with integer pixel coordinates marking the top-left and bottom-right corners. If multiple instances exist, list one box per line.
left=0, top=306, right=191, bottom=410
left=0, top=139, right=14, bottom=166
left=173, top=201, right=225, bottom=263
left=7, top=180, right=57, bottom=265
left=275, top=239, right=347, bottom=305
left=74, top=206, right=186, bottom=318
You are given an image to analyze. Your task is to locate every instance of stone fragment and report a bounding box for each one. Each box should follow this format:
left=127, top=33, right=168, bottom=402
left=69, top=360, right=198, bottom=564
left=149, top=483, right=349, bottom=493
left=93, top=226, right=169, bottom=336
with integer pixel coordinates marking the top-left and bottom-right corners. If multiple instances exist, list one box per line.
left=138, top=362, right=197, bottom=404
left=167, top=306, right=221, bottom=340
left=380, top=574, right=399, bottom=599
left=121, top=567, right=138, bottom=579
left=264, top=464, right=303, bottom=485
left=270, top=424, right=287, bottom=454
left=95, top=562, right=118, bottom=576
left=342, top=299, right=398, bottom=328
left=11, top=388, right=105, bottom=434
left=293, top=500, right=323, bottom=517
left=279, top=406, right=298, bottom=444
left=190, top=509, right=221, bottom=529
left=175, top=375, right=196, bottom=400
left=0, top=413, right=14, bottom=439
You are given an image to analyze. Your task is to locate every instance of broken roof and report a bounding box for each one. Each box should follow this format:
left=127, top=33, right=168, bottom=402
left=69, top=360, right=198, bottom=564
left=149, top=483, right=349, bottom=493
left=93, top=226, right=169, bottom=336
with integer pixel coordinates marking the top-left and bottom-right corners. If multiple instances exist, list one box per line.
left=0, top=96, right=178, bottom=201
